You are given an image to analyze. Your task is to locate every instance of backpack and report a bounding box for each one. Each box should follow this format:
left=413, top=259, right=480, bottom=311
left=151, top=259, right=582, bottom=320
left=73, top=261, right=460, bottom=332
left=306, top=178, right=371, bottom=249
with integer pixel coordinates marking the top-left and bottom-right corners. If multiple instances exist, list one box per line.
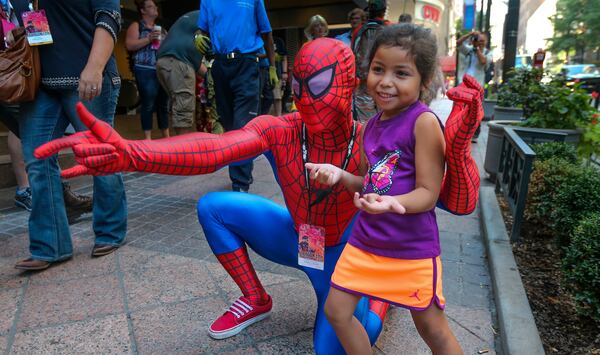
left=352, top=20, right=383, bottom=81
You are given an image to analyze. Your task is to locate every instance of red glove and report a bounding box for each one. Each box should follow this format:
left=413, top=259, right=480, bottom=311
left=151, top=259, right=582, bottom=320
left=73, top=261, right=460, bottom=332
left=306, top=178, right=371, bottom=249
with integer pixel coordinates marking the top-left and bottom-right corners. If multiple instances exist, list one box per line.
left=34, top=103, right=136, bottom=178
left=439, top=74, right=484, bottom=215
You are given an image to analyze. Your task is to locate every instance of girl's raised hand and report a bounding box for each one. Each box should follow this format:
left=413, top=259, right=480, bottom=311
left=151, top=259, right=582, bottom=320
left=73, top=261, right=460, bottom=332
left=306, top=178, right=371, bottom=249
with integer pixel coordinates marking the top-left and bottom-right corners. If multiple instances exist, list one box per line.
left=353, top=192, right=406, bottom=215
left=305, top=163, right=343, bottom=186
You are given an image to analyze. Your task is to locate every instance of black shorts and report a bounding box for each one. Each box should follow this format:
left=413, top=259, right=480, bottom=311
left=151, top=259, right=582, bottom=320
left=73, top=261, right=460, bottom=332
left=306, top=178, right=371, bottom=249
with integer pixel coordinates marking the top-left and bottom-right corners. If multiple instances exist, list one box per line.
left=0, top=104, right=20, bottom=137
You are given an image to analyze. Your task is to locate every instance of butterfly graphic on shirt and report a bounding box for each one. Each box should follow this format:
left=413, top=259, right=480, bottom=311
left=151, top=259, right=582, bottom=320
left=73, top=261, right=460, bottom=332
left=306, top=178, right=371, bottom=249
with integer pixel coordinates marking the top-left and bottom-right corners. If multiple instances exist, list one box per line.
left=362, top=150, right=402, bottom=195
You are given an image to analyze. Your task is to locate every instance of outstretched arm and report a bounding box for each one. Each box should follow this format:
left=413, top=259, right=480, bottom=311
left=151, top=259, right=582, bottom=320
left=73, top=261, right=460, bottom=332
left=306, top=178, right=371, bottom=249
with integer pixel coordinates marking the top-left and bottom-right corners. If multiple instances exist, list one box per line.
left=34, top=103, right=273, bottom=178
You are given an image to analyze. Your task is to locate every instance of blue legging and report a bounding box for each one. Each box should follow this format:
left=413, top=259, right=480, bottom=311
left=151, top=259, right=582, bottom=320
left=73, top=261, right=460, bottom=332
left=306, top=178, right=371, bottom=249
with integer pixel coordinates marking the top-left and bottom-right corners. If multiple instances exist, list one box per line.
left=197, top=192, right=384, bottom=354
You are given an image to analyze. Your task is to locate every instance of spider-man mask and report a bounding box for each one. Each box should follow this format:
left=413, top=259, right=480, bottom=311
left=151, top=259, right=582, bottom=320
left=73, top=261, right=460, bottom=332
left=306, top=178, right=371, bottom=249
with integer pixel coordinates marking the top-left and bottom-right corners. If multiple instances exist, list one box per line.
left=292, top=38, right=356, bottom=134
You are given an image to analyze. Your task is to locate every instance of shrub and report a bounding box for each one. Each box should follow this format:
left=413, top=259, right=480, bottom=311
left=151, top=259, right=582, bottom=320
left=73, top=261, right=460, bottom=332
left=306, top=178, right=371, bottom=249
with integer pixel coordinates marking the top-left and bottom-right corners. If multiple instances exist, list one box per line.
left=562, top=212, right=600, bottom=325
left=496, top=68, right=542, bottom=116
left=551, top=166, right=600, bottom=247
left=525, top=158, right=579, bottom=233
left=531, top=142, right=579, bottom=164
left=522, top=79, right=595, bottom=130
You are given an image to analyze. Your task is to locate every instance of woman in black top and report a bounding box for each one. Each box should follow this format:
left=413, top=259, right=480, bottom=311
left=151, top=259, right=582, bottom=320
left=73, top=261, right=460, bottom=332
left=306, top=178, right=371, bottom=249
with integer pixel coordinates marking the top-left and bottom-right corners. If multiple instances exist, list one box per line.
left=14, top=0, right=127, bottom=270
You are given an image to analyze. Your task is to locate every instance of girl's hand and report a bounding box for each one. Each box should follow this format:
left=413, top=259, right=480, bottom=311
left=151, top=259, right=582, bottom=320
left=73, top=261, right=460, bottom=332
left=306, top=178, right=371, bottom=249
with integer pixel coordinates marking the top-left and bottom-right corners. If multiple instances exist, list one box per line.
left=353, top=192, right=406, bottom=215
left=305, top=163, right=343, bottom=186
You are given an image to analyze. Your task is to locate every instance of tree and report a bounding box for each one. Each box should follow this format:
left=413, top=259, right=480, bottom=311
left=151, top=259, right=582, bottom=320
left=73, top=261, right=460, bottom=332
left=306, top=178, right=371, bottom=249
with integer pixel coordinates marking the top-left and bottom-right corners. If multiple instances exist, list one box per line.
left=548, top=0, right=600, bottom=62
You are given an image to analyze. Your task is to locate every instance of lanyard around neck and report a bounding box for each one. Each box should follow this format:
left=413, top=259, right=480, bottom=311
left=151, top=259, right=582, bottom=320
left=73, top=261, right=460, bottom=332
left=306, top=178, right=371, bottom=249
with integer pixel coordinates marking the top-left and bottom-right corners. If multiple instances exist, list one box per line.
left=301, top=121, right=357, bottom=222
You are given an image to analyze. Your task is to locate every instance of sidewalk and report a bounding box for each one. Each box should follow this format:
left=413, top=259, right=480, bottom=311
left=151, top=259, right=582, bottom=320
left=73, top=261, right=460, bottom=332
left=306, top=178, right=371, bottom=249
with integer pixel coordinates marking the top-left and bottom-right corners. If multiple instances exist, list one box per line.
left=0, top=99, right=498, bottom=354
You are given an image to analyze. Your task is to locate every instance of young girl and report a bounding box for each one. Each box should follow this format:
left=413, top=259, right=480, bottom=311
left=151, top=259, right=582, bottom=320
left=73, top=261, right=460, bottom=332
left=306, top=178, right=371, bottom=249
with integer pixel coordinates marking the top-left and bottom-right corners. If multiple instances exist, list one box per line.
left=306, top=24, right=463, bottom=354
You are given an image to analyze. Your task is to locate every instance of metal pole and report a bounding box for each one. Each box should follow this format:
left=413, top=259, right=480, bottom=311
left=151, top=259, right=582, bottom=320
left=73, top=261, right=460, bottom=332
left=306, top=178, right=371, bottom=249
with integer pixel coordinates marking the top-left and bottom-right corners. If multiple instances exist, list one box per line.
left=485, top=0, right=492, bottom=49
left=502, top=0, right=520, bottom=82
left=478, top=0, right=485, bottom=31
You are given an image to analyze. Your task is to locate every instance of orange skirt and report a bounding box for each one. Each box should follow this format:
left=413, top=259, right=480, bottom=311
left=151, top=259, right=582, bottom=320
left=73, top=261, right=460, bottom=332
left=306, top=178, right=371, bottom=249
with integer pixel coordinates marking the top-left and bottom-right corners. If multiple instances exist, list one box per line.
left=330, top=243, right=445, bottom=311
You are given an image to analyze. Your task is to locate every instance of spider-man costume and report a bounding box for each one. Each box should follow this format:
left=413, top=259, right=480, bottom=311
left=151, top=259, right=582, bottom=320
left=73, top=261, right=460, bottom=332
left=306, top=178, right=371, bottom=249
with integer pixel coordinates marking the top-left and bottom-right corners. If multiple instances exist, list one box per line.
left=35, top=38, right=483, bottom=354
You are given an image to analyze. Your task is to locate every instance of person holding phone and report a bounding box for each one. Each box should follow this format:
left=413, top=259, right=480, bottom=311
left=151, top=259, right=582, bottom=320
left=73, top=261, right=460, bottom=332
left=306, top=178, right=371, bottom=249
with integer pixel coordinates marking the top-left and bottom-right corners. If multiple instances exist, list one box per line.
left=456, top=31, right=492, bottom=142
left=456, top=31, right=492, bottom=86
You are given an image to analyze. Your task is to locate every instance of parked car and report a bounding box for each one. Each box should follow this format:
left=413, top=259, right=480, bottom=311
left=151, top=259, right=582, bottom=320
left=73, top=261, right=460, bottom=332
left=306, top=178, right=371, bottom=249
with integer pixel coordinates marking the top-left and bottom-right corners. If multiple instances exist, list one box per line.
left=560, top=64, right=600, bottom=94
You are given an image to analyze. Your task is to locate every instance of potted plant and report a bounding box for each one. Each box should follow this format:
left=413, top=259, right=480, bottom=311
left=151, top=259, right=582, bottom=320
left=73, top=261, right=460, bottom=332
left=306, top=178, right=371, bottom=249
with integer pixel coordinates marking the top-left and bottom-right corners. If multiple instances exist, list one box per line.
left=484, top=69, right=534, bottom=178
left=521, top=75, right=591, bottom=143
left=484, top=69, right=596, bottom=179
left=492, top=68, right=543, bottom=121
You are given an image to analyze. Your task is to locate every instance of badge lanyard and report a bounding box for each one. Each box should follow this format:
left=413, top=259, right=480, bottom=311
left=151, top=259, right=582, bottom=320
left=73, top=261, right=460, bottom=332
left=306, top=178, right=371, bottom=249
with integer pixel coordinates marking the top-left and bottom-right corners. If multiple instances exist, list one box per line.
left=301, top=121, right=356, bottom=224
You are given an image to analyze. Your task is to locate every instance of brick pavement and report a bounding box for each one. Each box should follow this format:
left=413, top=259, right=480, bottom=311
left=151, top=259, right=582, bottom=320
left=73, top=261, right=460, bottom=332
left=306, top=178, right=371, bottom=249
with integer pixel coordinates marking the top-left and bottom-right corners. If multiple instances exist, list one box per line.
left=0, top=99, right=498, bottom=354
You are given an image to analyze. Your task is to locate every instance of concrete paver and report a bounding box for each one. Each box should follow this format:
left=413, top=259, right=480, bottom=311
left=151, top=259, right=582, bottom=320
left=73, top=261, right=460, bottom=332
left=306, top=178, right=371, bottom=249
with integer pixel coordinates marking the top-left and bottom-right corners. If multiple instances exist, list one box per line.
left=0, top=98, right=498, bottom=354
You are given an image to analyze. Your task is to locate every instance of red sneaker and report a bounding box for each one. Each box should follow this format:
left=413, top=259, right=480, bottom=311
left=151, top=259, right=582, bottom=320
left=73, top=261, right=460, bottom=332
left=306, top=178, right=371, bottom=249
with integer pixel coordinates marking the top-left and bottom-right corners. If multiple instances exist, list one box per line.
left=208, top=296, right=272, bottom=339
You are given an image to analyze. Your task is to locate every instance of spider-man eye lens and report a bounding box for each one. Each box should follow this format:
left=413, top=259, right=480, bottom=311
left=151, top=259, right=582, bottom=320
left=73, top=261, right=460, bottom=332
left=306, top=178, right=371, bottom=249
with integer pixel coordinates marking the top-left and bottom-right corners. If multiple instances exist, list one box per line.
left=292, top=76, right=301, bottom=98
left=306, top=65, right=335, bottom=99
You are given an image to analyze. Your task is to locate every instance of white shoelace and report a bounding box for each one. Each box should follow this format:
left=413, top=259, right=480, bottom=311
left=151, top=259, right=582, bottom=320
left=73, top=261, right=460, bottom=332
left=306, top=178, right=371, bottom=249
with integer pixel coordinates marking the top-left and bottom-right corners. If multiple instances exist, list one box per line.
left=228, top=298, right=253, bottom=319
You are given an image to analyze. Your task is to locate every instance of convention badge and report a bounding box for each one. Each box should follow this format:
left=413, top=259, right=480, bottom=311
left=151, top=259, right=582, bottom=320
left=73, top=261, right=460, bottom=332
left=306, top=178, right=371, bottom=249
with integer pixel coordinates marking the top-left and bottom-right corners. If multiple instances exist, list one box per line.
left=298, top=224, right=325, bottom=270
left=21, top=9, right=53, bottom=45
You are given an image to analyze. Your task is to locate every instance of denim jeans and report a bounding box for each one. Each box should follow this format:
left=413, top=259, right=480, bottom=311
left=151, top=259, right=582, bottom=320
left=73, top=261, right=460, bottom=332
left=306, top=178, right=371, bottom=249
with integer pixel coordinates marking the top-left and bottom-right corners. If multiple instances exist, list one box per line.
left=134, top=66, right=169, bottom=131
left=19, top=73, right=127, bottom=262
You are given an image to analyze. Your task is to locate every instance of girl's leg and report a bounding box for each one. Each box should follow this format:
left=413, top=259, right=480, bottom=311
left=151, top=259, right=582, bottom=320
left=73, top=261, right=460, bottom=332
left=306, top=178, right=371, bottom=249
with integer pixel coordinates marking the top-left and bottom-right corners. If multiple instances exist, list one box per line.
left=410, top=306, right=463, bottom=355
left=325, top=287, right=372, bottom=355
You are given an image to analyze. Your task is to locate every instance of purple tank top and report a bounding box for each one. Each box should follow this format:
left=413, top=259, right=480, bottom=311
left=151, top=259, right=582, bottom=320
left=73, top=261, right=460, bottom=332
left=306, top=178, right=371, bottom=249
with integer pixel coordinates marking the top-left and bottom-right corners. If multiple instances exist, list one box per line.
left=348, top=101, right=440, bottom=259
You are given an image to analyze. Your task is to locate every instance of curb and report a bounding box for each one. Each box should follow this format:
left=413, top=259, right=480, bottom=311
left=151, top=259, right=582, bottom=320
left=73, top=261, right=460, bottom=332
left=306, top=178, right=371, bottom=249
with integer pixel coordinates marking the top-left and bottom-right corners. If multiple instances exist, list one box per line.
left=479, top=186, right=545, bottom=355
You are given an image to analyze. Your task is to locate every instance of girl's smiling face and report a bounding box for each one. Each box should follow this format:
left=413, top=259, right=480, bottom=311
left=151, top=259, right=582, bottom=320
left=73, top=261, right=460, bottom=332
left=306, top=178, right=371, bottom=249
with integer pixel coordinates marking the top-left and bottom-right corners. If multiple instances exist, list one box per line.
left=367, top=46, right=423, bottom=120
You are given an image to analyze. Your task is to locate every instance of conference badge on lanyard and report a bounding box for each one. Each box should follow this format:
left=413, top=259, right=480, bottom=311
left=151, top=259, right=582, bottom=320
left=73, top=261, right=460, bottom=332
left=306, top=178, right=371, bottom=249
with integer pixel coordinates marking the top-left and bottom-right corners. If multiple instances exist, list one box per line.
left=298, top=223, right=325, bottom=270
left=21, top=9, right=53, bottom=45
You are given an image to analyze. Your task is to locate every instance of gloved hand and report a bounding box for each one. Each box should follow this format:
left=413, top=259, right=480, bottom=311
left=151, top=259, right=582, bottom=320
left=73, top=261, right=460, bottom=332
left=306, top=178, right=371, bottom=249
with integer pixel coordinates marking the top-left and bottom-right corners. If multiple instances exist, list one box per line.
left=34, top=103, right=136, bottom=178
left=194, top=32, right=212, bottom=55
left=269, top=65, right=279, bottom=87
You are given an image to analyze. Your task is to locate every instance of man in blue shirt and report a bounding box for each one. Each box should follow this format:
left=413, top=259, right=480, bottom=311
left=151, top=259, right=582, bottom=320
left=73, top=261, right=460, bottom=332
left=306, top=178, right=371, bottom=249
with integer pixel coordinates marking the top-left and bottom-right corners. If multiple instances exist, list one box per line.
left=194, top=0, right=277, bottom=193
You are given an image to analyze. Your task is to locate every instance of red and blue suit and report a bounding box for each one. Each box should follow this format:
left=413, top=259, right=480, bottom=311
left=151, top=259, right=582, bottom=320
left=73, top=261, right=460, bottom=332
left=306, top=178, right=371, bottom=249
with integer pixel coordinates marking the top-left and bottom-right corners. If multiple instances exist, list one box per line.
left=35, top=38, right=483, bottom=353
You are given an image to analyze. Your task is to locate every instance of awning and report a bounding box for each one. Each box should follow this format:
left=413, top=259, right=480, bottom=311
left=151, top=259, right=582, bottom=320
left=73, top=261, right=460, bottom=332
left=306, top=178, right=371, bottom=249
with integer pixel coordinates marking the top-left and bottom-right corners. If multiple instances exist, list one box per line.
left=440, top=55, right=456, bottom=73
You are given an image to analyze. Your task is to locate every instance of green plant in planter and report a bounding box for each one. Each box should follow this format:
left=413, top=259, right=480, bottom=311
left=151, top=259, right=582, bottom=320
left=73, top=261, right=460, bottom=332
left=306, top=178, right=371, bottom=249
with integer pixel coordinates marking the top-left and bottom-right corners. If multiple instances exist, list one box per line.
left=562, top=212, right=600, bottom=325
left=523, top=78, right=595, bottom=130
left=496, top=67, right=543, bottom=115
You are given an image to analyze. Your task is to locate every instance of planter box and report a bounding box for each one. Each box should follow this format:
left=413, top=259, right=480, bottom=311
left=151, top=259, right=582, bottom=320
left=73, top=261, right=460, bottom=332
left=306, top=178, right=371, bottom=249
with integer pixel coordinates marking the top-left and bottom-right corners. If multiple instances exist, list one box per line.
left=493, top=106, right=523, bottom=121
left=483, top=99, right=497, bottom=121
left=483, top=120, right=582, bottom=180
